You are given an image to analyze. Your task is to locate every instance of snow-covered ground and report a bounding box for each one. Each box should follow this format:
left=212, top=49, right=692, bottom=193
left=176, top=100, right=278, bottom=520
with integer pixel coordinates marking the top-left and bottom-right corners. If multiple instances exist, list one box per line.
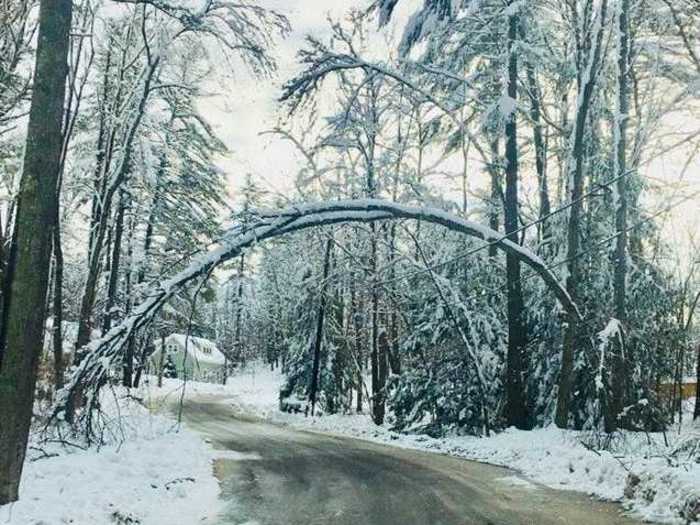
left=145, top=363, right=700, bottom=525
left=0, top=395, right=225, bottom=525
left=9, top=365, right=696, bottom=524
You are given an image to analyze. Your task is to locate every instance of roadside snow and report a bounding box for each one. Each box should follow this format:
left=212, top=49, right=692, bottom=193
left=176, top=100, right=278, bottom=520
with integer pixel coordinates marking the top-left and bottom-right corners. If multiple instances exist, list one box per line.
left=0, top=395, right=224, bottom=525
left=139, top=366, right=283, bottom=418
left=496, top=475, right=539, bottom=490
left=177, top=362, right=700, bottom=525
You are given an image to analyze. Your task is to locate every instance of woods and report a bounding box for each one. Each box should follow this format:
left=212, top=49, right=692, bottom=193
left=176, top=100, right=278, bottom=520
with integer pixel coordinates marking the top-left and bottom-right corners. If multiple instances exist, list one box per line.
left=0, top=0, right=699, bottom=519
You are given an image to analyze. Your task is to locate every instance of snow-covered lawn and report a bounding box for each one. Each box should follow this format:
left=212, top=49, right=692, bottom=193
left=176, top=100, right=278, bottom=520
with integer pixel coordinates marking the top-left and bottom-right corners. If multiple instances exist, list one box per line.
left=0, top=396, right=224, bottom=525
left=148, top=363, right=700, bottom=525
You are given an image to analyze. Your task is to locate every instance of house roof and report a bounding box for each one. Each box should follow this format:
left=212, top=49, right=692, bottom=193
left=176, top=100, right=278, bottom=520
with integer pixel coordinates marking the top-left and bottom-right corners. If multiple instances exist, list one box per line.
left=159, top=334, right=226, bottom=366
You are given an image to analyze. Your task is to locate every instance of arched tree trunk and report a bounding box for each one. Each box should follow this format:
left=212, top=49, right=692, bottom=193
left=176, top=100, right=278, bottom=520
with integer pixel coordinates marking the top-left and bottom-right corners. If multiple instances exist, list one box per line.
left=52, top=199, right=580, bottom=432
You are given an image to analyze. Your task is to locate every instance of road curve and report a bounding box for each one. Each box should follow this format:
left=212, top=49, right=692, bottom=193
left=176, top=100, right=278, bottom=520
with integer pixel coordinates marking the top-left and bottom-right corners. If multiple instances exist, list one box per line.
left=179, top=397, right=643, bottom=525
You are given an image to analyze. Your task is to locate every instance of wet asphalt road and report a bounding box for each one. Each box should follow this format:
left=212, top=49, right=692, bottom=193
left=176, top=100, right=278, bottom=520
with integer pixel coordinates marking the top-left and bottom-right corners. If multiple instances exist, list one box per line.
left=179, top=397, right=644, bottom=525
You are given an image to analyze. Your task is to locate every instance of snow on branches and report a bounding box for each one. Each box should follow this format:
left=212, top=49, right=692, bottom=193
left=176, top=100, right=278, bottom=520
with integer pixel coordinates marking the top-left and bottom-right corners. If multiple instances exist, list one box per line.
left=52, top=198, right=580, bottom=435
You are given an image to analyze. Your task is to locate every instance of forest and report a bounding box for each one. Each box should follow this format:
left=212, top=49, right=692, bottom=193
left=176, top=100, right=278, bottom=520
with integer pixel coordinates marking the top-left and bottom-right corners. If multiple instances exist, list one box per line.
left=0, top=0, right=699, bottom=523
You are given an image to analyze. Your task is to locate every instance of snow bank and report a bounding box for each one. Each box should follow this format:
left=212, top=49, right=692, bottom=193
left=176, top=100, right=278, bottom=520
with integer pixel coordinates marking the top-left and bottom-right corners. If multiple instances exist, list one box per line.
left=0, top=396, right=223, bottom=525
left=208, top=363, right=700, bottom=524
left=139, top=366, right=283, bottom=417
left=278, top=403, right=700, bottom=524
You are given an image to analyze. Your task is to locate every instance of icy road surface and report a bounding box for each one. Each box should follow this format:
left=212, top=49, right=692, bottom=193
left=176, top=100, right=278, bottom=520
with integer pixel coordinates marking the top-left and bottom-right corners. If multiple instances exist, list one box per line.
left=180, top=397, right=644, bottom=525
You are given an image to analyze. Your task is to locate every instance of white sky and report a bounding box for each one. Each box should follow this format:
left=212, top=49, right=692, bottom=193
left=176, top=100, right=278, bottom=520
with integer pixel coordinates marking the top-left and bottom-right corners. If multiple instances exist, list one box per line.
left=199, top=0, right=359, bottom=201
left=197, top=0, right=699, bottom=265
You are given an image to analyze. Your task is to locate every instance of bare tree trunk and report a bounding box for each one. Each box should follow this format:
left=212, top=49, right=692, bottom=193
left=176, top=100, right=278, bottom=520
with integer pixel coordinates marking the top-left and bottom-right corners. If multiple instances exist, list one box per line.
left=123, top=329, right=135, bottom=389
left=608, top=0, right=631, bottom=432
left=88, top=41, right=112, bottom=257
left=374, top=325, right=389, bottom=425
left=52, top=226, right=64, bottom=390
left=519, top=22, right=551, bottom=248
left=555, top=0, right=608, bottom=428
left=694, top=345, right=699, bottom=420
left=331, top=284, right=346, bottom=412
left=124, top=206, right=139, bottom=388
left=157, top=334, right=165, bottom=388
left=132, top=337, right=149, bottom=389
left=388, top=223, right=401, bottom=376
left=127, top=155, right=161, bottom=384
left=234, top=254, right=245, bottom=364
left=687, top=291, right=700, bottom=421
left=103, top=189, right=126, bottom=334
left=0, top=221, right=6, bottom=323
left=351, top=282, right=363, bottom=413
left=488, top=138, right=501, bottom=258
left=50, top=6, right=92, bottom=393
left=370, top=223, right=383, bottom=423
left=0, top=0, right=72, bottom=504
left=504, top=1, right=529, bottom=430
left=308, top=238, right=333, bottom=416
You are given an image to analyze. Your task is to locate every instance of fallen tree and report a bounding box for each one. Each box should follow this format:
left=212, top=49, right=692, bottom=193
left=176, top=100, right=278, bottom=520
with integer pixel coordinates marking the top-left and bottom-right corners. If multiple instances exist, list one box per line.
left=52, top=199, right=581, bottom=434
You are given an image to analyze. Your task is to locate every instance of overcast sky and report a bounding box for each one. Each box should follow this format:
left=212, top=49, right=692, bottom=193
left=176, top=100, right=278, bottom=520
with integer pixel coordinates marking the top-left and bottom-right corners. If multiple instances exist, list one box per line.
left=199, top=0, right=360, bottom=201
left=198, top=0, right=699, bottom=263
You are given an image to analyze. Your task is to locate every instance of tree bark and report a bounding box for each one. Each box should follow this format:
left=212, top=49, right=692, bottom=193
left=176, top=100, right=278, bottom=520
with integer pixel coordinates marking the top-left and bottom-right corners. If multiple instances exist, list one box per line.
left=555, top=0, right=608, bottom=429
left=694, top=345, right=699, bottom=420
left=89, top=39, right=112, bottom=257
left=609, top=0, right=631, bottom=432
left=387, top=223, right=401, bottom=375
left=351, top=282, right=363, bottom=413
left=488, top=138, right=501, bottom=258
left=504, top=1, right=529, bottom=430
left=103, top=189, right=126, bottom=334
left=50, top=3, right=90, bottom=393
left=308, top=238, right=333, bottom=417
left=370, top=225, right=383, bottom=424
left=518, top=22, right=551, bottom=249
left=0, top=0, right=72, bottom=504
left=0, top=222, right=6, bottom=325
left=127, top=166, right=161, bottom=390
left=234, top=254, right=245, bottom=364
left=52, top=226, right=65, bottom=390
left=123, top=204, right=138, bottom=388
left=157, top=334, right=166, bottom=388
left=375, top=325, right=389, bottom=425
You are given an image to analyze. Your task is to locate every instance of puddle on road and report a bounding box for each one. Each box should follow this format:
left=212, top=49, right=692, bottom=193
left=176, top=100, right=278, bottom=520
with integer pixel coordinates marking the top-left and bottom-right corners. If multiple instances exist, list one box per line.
left=211, top=457, right=265, bottom=524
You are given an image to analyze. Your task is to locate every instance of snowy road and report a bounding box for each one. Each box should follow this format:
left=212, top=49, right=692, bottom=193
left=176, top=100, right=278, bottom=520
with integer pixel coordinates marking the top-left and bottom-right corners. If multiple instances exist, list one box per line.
left=180, top=397, right=643, bottom=525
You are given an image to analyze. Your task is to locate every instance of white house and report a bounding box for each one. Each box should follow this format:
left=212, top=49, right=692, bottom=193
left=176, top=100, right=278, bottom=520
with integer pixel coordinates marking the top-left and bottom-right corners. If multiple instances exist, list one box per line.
left=150, top=334, right=226, bottom=383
